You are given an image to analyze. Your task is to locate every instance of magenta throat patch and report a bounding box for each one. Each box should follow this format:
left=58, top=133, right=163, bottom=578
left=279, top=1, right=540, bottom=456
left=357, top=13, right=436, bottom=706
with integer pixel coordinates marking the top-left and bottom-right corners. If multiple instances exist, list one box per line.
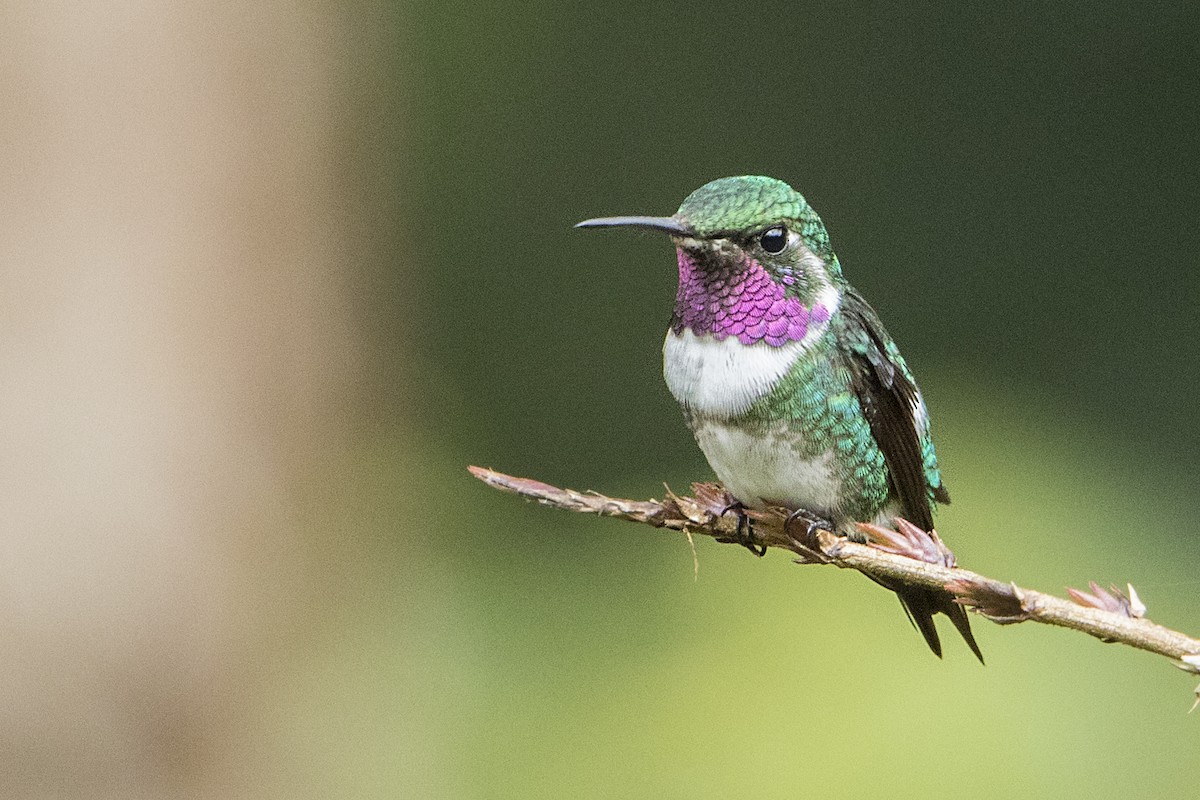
left=670, top=248, right=829, bottom=347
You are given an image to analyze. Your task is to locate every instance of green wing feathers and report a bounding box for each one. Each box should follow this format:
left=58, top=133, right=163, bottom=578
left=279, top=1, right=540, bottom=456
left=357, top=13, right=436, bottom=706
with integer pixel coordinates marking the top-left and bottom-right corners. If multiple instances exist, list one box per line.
left=838, top=289, right=948, bottom=529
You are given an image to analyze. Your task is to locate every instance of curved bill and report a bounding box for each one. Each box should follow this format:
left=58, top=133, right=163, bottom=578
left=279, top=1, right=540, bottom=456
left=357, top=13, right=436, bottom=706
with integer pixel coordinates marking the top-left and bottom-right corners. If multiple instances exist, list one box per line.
left=574, top=216, right=692, bottom=236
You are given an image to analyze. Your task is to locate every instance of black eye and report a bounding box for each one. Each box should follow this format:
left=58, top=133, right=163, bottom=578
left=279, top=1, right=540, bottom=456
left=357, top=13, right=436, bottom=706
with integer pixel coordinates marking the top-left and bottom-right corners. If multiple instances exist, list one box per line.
left=759, top=225, right=788, bottom=254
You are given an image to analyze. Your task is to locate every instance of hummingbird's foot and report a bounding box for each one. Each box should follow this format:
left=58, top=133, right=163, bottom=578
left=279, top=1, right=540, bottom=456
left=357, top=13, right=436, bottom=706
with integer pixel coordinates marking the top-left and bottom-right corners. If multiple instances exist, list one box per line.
left=716, top=500, right=767, bottom=557
left=783, top=509, right=834, bottom=563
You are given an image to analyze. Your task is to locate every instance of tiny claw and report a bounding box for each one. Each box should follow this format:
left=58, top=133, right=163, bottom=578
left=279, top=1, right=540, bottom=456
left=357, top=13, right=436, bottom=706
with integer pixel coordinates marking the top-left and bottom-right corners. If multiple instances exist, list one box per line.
left=715, top=498, right=766, bottom=557
left=783, top=508, right=832, bottom=563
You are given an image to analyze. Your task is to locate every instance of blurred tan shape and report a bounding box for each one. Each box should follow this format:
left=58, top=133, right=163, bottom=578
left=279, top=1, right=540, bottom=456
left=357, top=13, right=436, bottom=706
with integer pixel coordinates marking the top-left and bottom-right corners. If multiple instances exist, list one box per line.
left=0, top=3, right=360, bottom=796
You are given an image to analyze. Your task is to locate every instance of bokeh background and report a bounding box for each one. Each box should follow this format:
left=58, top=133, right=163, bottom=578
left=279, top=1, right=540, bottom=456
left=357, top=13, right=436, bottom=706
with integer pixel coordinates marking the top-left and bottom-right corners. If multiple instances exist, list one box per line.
left=1, top=2, right=1198, bottom=797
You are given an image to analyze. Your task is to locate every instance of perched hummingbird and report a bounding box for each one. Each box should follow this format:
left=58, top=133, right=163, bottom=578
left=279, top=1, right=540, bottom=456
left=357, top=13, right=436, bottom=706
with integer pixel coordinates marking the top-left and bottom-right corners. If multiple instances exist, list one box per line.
left=577, top=175, right=981, bottom=661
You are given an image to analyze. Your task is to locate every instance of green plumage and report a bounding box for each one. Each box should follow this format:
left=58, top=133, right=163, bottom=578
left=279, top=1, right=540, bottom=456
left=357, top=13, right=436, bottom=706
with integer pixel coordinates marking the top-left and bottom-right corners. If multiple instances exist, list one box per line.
left=578, top=175, right=980, bottom=661
left=677, top=176, right=841, bottom=270
left=741, top=331, right=893, bottom=525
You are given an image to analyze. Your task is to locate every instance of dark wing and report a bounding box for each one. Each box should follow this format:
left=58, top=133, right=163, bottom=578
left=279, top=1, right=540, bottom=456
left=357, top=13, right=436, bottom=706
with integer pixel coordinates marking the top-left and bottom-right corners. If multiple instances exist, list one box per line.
left=838, top=288, right=981, bottom=662
left=838, top=288, right=944, bottom=531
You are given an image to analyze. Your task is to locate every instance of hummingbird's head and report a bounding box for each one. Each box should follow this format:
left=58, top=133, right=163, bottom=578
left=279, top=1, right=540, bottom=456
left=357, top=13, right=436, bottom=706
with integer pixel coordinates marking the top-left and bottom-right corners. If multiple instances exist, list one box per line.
left=578, top=176, right=842, bottom=346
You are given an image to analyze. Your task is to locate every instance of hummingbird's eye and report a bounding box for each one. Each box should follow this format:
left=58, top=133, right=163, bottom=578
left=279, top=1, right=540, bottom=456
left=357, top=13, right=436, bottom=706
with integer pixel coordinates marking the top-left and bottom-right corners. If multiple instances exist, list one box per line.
left=759, top=225, right=788, bottom=254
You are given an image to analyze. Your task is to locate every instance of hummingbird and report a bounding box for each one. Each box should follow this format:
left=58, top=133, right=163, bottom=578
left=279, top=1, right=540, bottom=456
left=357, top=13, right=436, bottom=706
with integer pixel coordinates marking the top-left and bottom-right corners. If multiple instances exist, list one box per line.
left=576, top=175, right=981, bottom=661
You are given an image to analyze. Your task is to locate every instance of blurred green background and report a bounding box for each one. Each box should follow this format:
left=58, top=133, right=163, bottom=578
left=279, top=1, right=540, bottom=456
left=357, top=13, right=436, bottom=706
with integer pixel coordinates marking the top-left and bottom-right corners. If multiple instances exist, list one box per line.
left=388, top=2, right=1200, bottom=797
left=3, top=2, right=1198, bottom=798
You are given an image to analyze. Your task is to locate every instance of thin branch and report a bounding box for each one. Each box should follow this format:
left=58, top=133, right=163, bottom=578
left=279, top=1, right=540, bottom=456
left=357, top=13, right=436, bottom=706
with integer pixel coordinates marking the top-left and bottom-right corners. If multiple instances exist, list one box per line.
left=470, top=466, right=1200, bottom=703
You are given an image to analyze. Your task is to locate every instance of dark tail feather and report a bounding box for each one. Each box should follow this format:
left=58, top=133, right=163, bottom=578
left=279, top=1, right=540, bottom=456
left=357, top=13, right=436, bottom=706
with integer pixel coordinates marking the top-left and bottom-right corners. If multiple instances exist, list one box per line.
left=944, top=595, right=984, bottom=664
left=897, top=586, right=984, bottom=664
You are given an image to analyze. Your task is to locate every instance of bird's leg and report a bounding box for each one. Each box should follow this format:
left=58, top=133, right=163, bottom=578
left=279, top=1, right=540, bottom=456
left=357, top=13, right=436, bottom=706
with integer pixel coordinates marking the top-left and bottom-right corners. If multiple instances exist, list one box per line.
left=716, top=498, right=766, bottom=557
left=783, top=508, right=835, bottom=563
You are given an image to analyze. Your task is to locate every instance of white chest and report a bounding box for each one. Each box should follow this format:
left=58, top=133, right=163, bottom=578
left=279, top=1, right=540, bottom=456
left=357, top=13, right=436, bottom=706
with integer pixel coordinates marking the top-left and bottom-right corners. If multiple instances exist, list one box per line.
left=662, top=329, right=803, bottom=419
left=662, top=329, right=844, bottom=513
left=690, top=418, right=843, bottom=513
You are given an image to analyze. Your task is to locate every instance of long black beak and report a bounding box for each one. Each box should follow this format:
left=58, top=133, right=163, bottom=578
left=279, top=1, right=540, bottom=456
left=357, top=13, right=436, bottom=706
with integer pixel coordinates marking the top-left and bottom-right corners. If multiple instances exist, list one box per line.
left=574, top=216, right=692, bottom=236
